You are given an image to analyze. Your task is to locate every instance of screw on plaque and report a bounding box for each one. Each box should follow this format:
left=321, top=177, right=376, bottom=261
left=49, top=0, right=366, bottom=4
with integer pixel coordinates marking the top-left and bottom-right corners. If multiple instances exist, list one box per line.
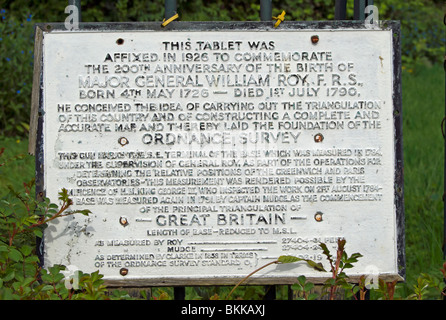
left=119, top=216, right=129, bottom=226
left=314, top=133, right=324, bottom=143
left=311, top=35, right=319, bottom=44
left=118, top=137, right=129, bottom=146
left=37, top=191, right=45, bottom=201
left=116, top=38, right=124, bottom=45
left=314, top=212, right=323, bottom=222
left=120, top=268, right=128, bottom=276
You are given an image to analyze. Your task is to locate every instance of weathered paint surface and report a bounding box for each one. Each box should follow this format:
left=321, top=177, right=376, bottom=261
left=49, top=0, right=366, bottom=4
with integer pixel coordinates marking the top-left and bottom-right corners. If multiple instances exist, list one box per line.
left=34, top=21, right=404, bottom=286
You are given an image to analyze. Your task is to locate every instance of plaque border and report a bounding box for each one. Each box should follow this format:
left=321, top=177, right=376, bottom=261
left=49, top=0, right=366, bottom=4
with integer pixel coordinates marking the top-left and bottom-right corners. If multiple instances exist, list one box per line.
left=32, top=21, right=404, bottom=287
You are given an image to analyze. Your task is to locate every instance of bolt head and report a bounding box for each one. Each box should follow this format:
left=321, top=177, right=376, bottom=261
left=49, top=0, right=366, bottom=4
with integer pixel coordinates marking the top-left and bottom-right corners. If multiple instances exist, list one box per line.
left=118, top=137, right=129, bottom=146
left=314, top=133, right=324, bottom=143
left=119, top=217, right=128, bottom=226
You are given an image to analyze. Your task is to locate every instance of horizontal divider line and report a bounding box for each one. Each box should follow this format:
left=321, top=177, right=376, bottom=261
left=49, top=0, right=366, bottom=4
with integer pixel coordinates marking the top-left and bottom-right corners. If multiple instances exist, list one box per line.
left=188, top=241, right=277, bottom=245
left=200, top=248, right=268, bottom=252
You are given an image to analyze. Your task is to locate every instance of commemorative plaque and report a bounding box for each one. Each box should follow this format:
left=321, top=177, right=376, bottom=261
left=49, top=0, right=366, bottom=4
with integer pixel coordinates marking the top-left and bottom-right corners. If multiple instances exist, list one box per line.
left=33, top=21, right=404, bottom=286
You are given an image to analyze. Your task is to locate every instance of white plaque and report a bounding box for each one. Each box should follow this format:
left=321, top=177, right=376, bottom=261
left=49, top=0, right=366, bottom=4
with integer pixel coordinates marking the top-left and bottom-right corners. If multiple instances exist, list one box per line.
left=35, top=22, right=404, bottom=286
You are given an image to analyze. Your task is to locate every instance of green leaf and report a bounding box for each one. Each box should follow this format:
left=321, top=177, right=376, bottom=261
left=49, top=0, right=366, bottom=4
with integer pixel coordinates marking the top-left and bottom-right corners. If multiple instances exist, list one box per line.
left=22, top=277, right=35, bottom=287
left=75, top=209, right=91, bottom=216
left=8, top=248, right=23, bottom=262
left=40, top=284, right=55, bottom=292
left=291, top=283, right=301, bottom=291
left=48, top=203, right=59, bottom=209
left=304, top=282, right=315, bottom=292
left=19, top=245, right=33, bottom=256
left=278, top=255, right=303, bottom=264
left=58, top=188, right=72, bottom=205
left=324, top=278, right=336, bottom=287
left=350, top=253, right=363, bottom=260
left=3, top=271, right=15, bottom=282
left=319, top=243, right=332, bottom=260
left=33, top=229, right=43, bottom=238
left=297, top=275, right=307, bottom=286
left=306, top=260, right=326, bottom=272
left=308, top=293, right=319, bottom=300
left=25, top=255, right=39, bottom=264
left=12, top=281, right=22, bottom=291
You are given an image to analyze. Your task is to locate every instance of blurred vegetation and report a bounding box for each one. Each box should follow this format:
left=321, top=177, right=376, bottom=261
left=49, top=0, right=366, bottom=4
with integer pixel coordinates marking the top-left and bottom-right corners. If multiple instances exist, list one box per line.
left=0, top=0, right=444, bottom=137
left=400, top=64, right=444, bottom=293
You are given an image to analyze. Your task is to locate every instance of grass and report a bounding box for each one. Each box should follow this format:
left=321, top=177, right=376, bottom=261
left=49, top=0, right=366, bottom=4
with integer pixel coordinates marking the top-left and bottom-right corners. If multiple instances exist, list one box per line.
left=402, top=64, right=445, bottom=287
left=0, top=136, right=34, bottom=195
left=0, top=64, right=445, bottom=299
